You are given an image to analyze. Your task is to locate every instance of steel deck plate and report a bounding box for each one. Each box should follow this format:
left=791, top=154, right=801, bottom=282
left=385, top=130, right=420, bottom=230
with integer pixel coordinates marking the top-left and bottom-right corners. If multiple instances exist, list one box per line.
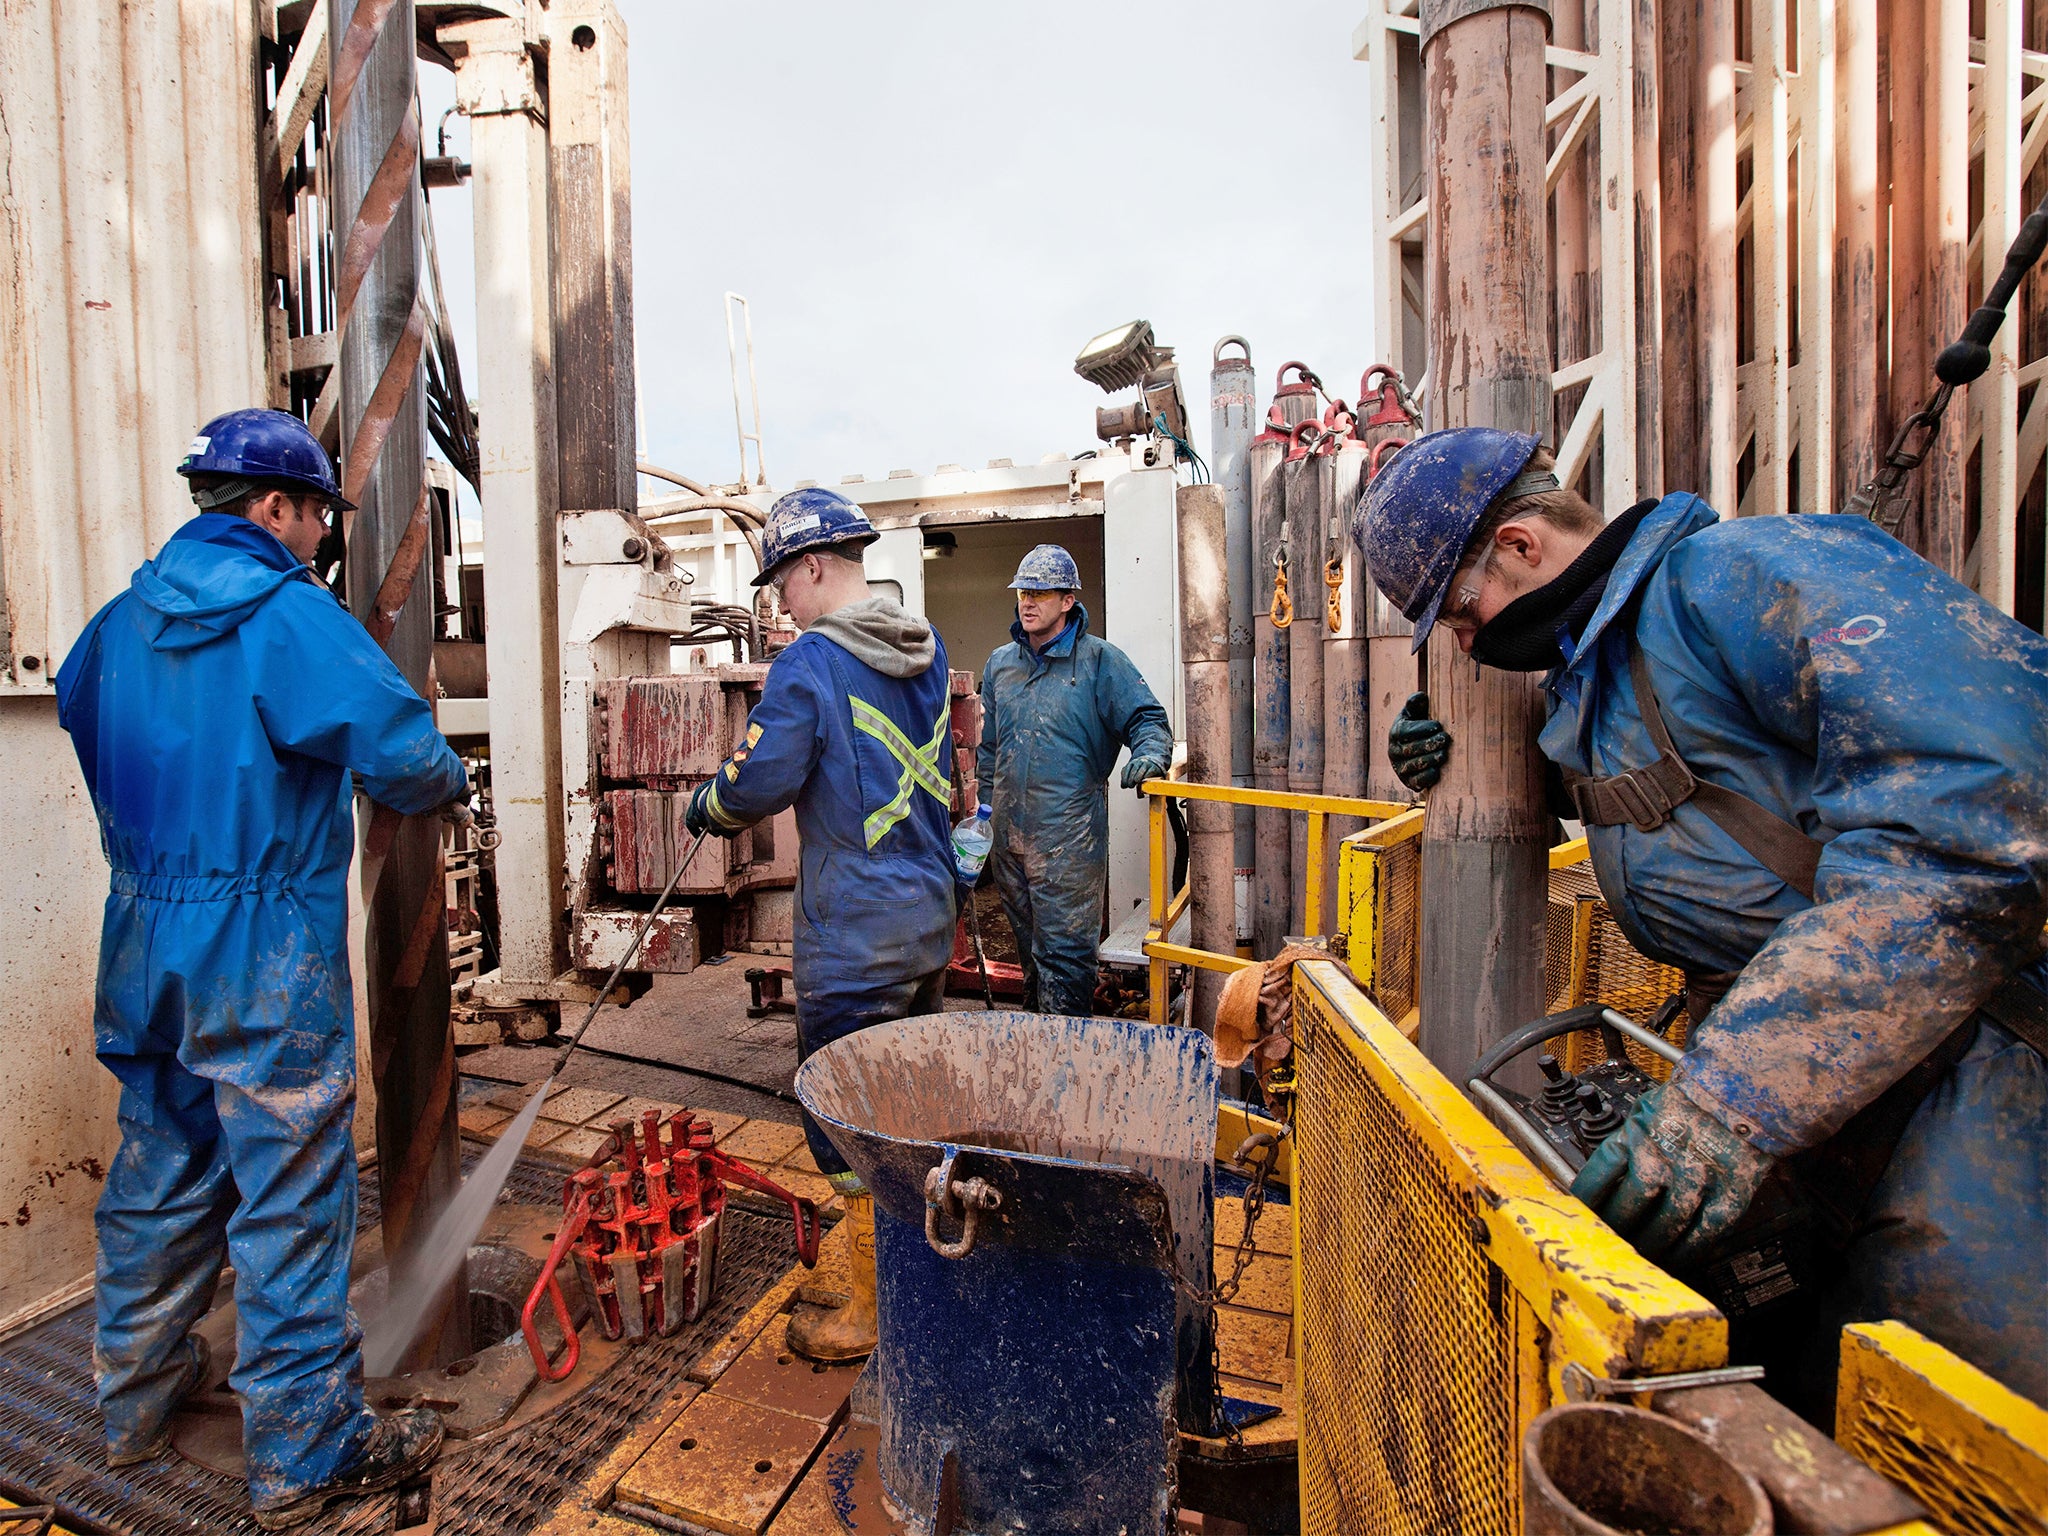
left=0, top=1146, right=792, bottom=1536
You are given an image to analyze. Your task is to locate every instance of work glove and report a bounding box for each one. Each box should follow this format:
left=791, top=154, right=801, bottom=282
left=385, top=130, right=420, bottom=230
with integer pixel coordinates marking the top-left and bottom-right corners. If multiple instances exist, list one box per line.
left=1121, top=756, right=1168, bottom=794
left=1388, top=693, right=1451, bottom=793
left=685, top=779, right=735, bottom=839
left=1570, top=1083, right=1777, bottom=1269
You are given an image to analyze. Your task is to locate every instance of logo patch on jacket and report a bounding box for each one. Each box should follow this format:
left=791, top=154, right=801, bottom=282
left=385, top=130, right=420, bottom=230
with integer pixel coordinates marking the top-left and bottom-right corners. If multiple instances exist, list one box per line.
left=1816, top=615, right=1886, bottom=646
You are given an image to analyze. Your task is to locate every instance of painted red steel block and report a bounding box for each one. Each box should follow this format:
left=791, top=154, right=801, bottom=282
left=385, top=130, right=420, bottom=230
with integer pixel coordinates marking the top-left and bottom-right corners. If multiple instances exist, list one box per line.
left=595, top=675, right=727, bottom=782
left=949, top=673, right=982, bottom=814
left=522, top=1109, right=820, bottom=1382
left=603, top=787, right=729, bottom=895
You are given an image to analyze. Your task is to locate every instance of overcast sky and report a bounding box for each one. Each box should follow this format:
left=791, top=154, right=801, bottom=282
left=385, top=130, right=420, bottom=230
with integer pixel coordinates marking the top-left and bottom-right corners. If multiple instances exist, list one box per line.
left=426, top=2, right=1377, bottom=496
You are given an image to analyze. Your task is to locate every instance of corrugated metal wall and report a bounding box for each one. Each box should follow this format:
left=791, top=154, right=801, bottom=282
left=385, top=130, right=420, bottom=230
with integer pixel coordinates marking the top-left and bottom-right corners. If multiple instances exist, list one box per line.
left=0, top=0, right=264, bottom=1329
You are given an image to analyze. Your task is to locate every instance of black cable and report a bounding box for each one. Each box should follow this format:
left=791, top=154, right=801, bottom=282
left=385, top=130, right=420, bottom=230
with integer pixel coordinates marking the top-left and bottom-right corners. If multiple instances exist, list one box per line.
left=540, top=1038, right=800, bottom=1106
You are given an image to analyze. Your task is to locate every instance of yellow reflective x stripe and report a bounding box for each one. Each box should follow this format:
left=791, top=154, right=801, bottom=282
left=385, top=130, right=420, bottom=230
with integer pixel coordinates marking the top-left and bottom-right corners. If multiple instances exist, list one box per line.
left=850, top=698, right=951, bottom=849
left=849, top=698, right=949, bottom=801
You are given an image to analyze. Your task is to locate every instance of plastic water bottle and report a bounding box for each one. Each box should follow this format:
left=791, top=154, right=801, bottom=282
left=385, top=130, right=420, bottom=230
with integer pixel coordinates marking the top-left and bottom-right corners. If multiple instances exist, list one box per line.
left=952, top=803, right=994, bottom=882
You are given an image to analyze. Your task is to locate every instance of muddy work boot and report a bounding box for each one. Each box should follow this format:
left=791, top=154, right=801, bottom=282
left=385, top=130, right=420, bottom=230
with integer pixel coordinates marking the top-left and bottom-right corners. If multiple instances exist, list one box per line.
left=106, top=1333, right=212, bottom=1468
left=251, top=1406, right=444, bottom=1531
left=787, top=1184, right=877, bottom=1362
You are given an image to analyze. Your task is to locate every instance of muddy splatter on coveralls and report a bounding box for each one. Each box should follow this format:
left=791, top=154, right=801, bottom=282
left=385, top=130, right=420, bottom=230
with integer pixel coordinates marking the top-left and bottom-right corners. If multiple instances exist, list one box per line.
left=1542, top=494, right=2048, bottom=1403
left=977, top=605, right=1173, bottom=1017
left=699, top=627, right=960, bottom=1175
left=54, top=514, right=468, bottom=1503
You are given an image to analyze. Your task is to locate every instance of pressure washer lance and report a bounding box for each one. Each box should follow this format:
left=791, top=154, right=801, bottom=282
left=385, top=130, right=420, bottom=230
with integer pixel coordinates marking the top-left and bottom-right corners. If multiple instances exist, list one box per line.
left=356, top=827, right=715, bottom=1375
left=1848, top=188, right=2048, bottom=535
left=549, top=827, right=711, bottom=1082
left=966, top=895, right=997, bottom=1012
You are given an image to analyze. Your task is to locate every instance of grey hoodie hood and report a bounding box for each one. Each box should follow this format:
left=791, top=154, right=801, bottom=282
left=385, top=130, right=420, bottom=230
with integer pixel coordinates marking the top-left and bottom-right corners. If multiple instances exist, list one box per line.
left=805, top=597, right=936, bottom=678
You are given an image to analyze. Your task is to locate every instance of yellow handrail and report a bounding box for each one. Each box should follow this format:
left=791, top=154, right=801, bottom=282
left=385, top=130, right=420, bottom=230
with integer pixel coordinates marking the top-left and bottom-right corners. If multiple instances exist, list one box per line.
left=1141, top=778, right=1409, bottom=1025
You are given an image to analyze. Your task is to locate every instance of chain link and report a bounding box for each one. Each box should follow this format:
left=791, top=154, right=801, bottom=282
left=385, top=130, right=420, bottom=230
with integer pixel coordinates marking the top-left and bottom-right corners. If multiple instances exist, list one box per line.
left=1843, top=381, right=1956, bottom=536
left=1162, top=1129, right=1287, bottom=1451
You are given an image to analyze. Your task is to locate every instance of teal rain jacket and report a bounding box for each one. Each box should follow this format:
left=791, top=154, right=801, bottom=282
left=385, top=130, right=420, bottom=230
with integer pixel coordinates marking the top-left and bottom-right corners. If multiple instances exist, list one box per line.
left=977, top=605, right=1173, bottom=1015
left=55, top=513, right=466, bottom=1504
left=1540, top=495, right=2048, bottom=1400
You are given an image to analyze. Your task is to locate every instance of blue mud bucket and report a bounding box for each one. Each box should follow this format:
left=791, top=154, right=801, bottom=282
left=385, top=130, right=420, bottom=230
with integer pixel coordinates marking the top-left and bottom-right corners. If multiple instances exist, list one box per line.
left=796, top=1011, right=1217, bottom=1536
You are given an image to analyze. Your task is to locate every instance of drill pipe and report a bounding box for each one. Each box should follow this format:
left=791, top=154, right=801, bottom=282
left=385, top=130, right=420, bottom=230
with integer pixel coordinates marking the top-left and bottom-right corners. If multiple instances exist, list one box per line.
left=1210, top=339, right=1258, bottom=949
left=1177, top=485, right=1233, bottom=1034
left=1284, top=441, right=1326, bottom=936
left=1321, top=437, right=1371, bottom=902
left=332, top=0, right=468, bottom=1367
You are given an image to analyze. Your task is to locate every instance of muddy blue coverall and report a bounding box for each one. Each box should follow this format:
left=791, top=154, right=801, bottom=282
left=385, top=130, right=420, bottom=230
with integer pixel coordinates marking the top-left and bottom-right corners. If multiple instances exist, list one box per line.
left=978, top=605, right=1173, bottom=1016
left=1541, top=495, right=2048, bottom=1402
left=55, top=513, right=467, bottom=1503
left=698, top=621, right=960, bottom=1175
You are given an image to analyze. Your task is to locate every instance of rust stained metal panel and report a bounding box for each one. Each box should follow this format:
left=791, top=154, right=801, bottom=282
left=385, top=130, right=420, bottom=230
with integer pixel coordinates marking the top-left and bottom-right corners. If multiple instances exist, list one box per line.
left=596, top=674, right=727, bottom=780
left=0, top=0, right=267, bottom=688
left=0, top=0, right=264, bottom=1334
left=710, top=1326, right=860, bottom=1426
left=571, top=906, right=702, bottom=974
left=605, top=787, right=729, bottom=895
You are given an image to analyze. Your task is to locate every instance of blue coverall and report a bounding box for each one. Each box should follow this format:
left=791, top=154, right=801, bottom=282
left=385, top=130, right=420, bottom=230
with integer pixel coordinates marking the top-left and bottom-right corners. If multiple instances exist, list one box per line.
left=54, top=513, right=467, bottom=1504
left=699, top=627, right=960, bottom=1175
left=1541, top=495, right=2048, bottom=1402
left=977, top=605, right=1173, bottom=1017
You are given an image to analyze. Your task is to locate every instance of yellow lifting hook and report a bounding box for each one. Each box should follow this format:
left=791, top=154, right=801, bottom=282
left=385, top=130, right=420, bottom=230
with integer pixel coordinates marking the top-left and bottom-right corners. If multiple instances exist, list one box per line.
left=1271, top=546, right=1294, bottom=629
left=1325, top=558, right=1344, bottom=633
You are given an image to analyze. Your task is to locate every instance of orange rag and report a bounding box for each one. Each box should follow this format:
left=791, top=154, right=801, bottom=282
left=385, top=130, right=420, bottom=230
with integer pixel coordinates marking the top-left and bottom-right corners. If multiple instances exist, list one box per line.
left=1214, top=944, right=1359, bottom=1071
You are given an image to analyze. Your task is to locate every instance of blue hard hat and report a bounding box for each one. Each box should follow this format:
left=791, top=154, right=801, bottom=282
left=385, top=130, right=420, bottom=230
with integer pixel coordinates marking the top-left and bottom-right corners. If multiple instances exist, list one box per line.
left=1355, top=427, right=1542, bottom=652
left=177, top=408, right=353, bottom=508
left=752, top=486, right=878, bottom=586
left=1008, top=543, right=1081, bottom=591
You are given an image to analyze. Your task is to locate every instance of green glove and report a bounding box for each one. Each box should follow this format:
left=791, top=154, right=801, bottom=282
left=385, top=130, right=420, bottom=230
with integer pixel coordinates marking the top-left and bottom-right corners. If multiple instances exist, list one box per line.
left=1570, top=1083, right=1776, bottom=1268
left=1387, top=693, right=1451, bottom=792
left=1121, top=756, right=1167, bottom=792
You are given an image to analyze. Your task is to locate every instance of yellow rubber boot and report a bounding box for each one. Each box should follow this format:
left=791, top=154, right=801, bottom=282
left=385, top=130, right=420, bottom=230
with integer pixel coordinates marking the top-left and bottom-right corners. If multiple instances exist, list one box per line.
left=786, top=1190, right=877, bottom=1362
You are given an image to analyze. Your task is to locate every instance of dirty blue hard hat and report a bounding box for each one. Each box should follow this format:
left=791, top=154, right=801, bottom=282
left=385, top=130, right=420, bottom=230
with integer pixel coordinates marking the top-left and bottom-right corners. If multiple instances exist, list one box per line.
left=752, top=486, right=878, bottom=586
left=1354, top=427, right=1544, bottom=652
left=177, top=408, right=354, bottom=509
left=1008, top=543, right=1081, bottom=592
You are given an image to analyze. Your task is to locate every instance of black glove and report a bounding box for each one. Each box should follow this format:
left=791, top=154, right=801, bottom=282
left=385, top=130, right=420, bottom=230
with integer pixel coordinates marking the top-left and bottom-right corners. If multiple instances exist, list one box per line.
left=1388, top=693, right=1451, bottom=792
left=685, top=779, right=736, bottom=838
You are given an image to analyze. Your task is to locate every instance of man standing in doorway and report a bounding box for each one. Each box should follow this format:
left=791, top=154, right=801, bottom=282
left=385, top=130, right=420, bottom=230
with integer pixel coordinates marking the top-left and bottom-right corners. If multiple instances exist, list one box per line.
left=977, top=543, right=1173, bottom=1017
left=686, top=487, right=960, bottom=1362
left=56, top=409, right=467, bottom=1528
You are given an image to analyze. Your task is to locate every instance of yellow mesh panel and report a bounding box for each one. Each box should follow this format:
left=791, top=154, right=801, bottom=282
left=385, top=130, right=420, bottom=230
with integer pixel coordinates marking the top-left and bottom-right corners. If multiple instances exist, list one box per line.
left=1836, top=1322, right=2048, bottom=1536
left=1292, top=963, right=1728, bottom=1536
left=1339, top=833, right=1422, bottom=1026
left=1371, top=837, right=1422, bottom=1024
left=1546, top=858, right=1686, bottom=1078
left=1295, top=983, right=1520, bottom=1535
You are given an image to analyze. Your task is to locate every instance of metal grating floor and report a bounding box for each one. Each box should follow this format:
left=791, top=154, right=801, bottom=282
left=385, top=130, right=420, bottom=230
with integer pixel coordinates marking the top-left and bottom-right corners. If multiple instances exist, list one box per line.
left=0, top=1146, right=793, bottom=1536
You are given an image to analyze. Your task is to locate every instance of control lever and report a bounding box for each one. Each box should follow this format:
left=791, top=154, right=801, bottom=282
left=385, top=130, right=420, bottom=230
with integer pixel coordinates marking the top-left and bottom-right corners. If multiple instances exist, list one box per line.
left=1470, top=1001, right=1820, bottom=1327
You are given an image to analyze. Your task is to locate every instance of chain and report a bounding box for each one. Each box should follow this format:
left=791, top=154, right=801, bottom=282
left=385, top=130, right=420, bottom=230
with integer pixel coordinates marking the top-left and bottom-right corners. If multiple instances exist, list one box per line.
left=1271, top=544, right=1294, bottom=629
left=1162, top=1131, right=1285, bottom=1451
left=1843, top=381, right=1956, bottom=536
left=1325, top=558, right=1345, bottom=632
